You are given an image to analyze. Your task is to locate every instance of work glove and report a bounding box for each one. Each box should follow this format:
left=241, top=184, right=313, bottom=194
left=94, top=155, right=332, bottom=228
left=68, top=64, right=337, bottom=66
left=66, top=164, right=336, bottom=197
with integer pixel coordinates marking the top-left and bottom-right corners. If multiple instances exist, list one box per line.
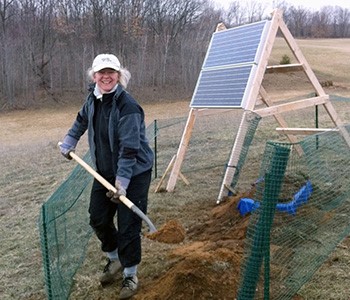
left=107, top=179, right=127, bottom=204
left=59, top=135, right=78, bottom=160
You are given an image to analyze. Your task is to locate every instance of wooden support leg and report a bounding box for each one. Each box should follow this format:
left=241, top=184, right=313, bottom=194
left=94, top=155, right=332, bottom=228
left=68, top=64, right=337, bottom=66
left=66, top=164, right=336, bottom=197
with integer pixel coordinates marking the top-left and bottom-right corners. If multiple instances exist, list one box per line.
left=218, top=111, right=251, bottom=202
left=166, top=108, right=197, bottom=192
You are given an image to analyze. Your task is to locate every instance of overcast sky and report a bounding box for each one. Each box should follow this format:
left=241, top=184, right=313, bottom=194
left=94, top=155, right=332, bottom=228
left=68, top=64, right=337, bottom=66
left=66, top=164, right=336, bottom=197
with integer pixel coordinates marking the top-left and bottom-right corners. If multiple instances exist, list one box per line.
left=213, top=0, right=350, bottom=11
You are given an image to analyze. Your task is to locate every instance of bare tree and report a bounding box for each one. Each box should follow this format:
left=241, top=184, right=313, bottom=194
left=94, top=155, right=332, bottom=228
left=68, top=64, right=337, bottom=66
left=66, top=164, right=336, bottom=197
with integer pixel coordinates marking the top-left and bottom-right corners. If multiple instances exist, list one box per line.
left=244, top=0, right=267, bottom=23
left=225, top=1, right=244, bottom=26
left=284, top=5, right=311, bottom=37
left=334, top=6, right=350, bottom=37
left=310, top=6, right=333, bottom=38
left=0, top=0, right=17, bottom=107
left=146, top=0, right=202, bottom=86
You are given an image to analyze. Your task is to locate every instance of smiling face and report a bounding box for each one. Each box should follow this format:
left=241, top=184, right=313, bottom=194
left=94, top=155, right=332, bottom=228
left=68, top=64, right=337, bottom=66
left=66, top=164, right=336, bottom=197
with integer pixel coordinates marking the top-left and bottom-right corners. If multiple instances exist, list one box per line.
left=93, top=68, right=120, bottom=94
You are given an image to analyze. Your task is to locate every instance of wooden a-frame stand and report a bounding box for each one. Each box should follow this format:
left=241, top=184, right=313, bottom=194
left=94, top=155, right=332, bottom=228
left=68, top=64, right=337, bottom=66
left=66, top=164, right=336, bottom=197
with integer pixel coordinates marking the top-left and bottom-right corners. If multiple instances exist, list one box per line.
left=164, top=9, right=350, bottom=201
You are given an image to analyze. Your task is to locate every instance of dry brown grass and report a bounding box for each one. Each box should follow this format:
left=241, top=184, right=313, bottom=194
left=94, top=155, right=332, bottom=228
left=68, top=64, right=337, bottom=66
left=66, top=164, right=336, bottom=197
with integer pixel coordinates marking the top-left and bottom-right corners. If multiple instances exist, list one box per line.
left=0, top=38, right=350, bottom=299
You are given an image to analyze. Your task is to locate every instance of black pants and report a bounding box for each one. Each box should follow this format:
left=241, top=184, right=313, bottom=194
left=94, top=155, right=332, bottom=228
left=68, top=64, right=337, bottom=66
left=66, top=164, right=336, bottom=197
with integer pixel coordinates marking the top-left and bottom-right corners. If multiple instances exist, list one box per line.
left=88, top=169, right=152, bottom=268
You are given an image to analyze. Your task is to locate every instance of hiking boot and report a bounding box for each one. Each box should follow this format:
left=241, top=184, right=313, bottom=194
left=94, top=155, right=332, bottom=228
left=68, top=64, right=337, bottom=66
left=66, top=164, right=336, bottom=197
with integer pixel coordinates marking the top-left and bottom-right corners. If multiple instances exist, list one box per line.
left=100, top=259, right=122, bottom=286
left=119, top=275, right=138, bottom=299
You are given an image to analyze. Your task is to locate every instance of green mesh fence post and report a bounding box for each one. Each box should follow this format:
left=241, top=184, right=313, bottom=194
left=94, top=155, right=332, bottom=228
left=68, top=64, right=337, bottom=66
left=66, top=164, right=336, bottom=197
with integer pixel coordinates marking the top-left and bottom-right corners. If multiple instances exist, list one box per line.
left=40, top=204, right=53, bottom=300
left=315, top=104, right=319, bottom=149
left=237, top=142, right=291, bottom=300
left=154, top=119, right=158, bottom=178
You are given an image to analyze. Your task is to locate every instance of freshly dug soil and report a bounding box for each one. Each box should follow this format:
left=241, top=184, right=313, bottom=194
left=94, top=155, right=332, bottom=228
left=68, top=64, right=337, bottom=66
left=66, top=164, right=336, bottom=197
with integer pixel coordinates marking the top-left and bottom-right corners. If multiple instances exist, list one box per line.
left=146, top=219, right=186, bottom=244
left=135, top=192, right=253, bottom=300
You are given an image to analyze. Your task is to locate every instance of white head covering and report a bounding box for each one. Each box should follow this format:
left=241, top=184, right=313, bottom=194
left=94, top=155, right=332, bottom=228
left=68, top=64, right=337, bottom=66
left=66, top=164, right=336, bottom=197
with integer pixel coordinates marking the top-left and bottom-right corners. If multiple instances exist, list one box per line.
left=92, top=54, right=121, bottom=73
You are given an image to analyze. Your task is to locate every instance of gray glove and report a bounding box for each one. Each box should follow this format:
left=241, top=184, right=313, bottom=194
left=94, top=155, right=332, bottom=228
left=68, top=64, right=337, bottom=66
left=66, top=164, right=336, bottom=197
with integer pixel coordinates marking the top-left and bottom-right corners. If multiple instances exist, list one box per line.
left=107, top=179, right=127, bottom=203
left=59, top=135, right=78, bottom=160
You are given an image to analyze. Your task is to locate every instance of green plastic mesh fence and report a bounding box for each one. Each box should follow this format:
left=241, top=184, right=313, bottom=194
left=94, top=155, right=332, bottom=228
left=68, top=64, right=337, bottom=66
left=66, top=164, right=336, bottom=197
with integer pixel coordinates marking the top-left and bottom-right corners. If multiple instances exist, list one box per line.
left=237, top=124, right=350, bottom=299
left=39, top=152, right=93, bottom=300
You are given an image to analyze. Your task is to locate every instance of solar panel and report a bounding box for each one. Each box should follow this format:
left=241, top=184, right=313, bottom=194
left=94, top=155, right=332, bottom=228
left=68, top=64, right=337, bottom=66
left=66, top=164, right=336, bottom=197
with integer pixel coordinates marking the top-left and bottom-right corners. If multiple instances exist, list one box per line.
left=191, top=65, right=254, bottom=107
left=190, top=20, right=271, bottom=109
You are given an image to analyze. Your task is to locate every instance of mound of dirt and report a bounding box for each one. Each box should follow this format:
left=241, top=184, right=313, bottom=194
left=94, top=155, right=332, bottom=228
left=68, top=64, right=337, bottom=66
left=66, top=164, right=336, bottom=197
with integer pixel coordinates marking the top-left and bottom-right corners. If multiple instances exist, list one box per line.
left=146, top=219, right=186, bottom=244
left=135, top=192, right=254, bottom=300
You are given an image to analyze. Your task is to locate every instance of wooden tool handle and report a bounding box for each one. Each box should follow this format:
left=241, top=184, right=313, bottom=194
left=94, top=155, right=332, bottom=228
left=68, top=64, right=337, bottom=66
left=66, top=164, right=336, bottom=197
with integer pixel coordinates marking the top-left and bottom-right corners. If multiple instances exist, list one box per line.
left=58, top=143, right=157, bottom=232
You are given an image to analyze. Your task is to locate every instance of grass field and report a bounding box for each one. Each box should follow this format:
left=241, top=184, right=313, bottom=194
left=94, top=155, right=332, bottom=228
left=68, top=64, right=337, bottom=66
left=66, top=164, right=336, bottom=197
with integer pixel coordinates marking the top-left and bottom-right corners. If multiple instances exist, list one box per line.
left=0, top=38, right=350, bottom=299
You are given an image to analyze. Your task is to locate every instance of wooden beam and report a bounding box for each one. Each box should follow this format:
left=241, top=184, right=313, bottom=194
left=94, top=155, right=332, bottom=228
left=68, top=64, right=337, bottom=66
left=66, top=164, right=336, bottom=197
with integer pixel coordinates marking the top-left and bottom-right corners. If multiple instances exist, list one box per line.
left=276, top=127, right=338, bottom=135
left=244, top=9, right=282, bottom=111
left=260, top=86, right=297, bottom=140
left=265, top=63, right=303, bottom=74
left=166, top=108, right=197, bottom=192
left=218, top=111, right=252, bottom=202
left=216, top=22, right=227, bottom=32
left=155, top=155, right=190, bottom=193
left=254, top=95, right=328, bottom=117
left=224, top=184, right=237, bottom=196
left=259, top=86, right=303, bottom=156
left=154, top=155, right=176, bottom=193
left=179, top=172, right=190, bottom=186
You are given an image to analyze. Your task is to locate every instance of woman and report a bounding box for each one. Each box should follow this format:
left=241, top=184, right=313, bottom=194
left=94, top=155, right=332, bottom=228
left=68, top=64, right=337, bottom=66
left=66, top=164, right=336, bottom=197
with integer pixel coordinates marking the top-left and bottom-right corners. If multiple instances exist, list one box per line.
left=59, top=53, right=154, bottom=299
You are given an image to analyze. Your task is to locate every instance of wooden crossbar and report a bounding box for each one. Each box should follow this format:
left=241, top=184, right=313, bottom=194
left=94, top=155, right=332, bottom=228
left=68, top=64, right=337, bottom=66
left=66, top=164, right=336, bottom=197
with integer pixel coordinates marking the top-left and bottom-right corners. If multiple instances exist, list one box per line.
left=265, top=63, right=303, bottom=74
left=254, top=96, right=329, bottom=117
left=276, top=128, right=338, bottom=135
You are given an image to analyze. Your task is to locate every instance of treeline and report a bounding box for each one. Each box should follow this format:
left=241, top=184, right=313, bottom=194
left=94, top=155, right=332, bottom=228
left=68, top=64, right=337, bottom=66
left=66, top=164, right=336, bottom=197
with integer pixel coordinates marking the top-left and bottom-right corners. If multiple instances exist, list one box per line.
left=0, top=0, right=349, bottom=108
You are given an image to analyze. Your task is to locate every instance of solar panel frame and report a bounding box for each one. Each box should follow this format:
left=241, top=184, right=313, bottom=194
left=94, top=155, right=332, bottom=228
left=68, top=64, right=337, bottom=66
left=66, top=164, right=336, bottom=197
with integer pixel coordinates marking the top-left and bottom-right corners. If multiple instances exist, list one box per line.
left=190, top=20, right=271, bottom=109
